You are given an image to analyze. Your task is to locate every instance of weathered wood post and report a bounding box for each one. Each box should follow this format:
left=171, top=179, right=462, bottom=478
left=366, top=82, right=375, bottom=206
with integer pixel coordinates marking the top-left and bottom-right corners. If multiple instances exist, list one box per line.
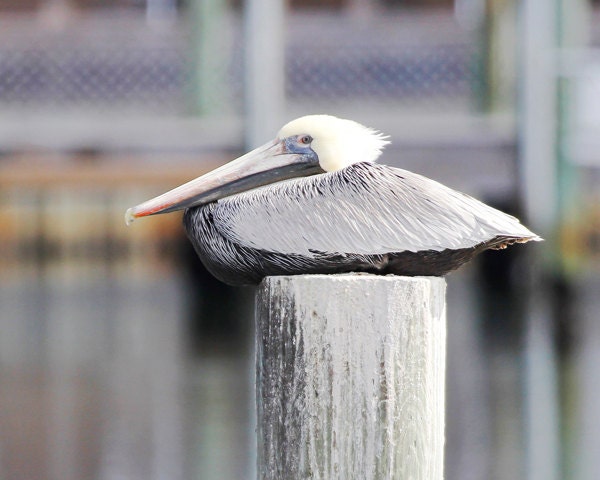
left=256, top=274, right=447, bottom=480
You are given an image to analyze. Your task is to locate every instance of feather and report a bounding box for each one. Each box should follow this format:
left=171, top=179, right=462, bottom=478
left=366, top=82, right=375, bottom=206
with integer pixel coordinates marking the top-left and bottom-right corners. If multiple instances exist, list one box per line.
left=210, top=163, right=539, bottom=257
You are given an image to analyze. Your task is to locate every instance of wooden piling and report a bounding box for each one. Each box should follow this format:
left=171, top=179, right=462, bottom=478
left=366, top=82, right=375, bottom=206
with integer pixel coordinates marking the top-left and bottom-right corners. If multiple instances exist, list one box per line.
left=255, top=274, right=447, bottom=480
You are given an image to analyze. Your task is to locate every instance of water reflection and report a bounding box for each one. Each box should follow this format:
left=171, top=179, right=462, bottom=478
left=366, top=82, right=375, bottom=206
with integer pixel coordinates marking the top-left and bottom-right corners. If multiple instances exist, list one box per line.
left=0, top=188, right=253, bottom=480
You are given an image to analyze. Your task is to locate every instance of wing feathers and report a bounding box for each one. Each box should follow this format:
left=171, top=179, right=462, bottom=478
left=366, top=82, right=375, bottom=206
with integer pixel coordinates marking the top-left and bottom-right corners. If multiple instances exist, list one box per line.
left=212, top=163, right=538, bottom=256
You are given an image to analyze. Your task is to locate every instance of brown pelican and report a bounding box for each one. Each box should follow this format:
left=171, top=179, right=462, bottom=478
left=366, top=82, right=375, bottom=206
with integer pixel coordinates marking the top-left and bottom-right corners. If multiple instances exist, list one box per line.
left=126, top=115, right=541, bottom=286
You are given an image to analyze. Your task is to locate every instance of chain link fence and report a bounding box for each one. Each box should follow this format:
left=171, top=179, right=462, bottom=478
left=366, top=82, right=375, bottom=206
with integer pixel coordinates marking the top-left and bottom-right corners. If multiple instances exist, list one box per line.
left=0, top=46, right=186, bottom=112
left=0, top=11, right=483, bottom=117
left=286, top=43, right=478, bottom=104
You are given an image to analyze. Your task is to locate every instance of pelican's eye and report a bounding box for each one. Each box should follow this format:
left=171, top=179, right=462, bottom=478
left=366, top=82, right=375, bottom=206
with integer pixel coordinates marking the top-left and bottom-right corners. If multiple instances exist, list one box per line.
left=298, top=134, right=313, bottom=145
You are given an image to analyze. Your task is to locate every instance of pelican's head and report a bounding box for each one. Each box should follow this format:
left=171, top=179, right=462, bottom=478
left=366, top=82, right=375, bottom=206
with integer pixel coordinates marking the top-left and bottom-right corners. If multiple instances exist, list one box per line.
left=125, top=115, right=389, bottom=224
left=278, top=115, right=389, bottom=172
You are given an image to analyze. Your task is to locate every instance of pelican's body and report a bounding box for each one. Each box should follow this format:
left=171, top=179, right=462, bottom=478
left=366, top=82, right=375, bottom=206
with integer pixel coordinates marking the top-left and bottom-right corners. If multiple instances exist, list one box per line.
left=127, top=115, right=540, bottom=286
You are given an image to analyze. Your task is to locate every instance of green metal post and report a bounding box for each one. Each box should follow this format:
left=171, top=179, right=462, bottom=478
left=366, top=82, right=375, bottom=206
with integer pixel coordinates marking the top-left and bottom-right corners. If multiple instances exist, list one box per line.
left=188, top=0, right=227, bottom=115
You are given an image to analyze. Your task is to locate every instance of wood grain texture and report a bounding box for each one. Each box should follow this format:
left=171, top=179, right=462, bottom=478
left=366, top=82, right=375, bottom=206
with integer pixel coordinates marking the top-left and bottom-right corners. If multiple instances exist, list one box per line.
left=256, top=274, right=446, bottom=480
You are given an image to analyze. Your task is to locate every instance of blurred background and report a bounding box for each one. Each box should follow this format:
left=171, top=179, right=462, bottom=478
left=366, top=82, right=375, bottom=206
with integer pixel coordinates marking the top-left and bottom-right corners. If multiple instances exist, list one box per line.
left=0, top=0, right=599, bottom=479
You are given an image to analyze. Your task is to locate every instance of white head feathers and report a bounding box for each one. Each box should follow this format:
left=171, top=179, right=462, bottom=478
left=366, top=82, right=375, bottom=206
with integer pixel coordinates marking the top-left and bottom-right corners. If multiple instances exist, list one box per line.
left=278, top=114, right=390, bottom=172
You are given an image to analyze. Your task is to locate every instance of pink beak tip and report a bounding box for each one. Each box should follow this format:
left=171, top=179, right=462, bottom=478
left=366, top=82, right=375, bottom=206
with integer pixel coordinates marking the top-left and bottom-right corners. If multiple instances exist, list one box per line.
left=124, top=207, right=138, bottom=226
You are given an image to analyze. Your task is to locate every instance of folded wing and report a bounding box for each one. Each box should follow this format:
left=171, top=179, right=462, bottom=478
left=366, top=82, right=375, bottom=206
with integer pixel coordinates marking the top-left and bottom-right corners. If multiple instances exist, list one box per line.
left=212, top=162, right=539, bottom=256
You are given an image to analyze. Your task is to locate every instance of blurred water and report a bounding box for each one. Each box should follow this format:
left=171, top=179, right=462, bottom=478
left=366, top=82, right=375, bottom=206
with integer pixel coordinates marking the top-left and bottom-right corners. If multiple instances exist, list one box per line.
left=0, top=268, right=256, bottom=480
left=1, top=266, right=180, bottom=479
left=0, top=185, right=253, bottom=480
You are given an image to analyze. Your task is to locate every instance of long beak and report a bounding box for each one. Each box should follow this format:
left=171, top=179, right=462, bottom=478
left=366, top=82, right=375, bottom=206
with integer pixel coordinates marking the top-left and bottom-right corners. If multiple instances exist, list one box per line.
left=125, top=139, right=321, bottom=225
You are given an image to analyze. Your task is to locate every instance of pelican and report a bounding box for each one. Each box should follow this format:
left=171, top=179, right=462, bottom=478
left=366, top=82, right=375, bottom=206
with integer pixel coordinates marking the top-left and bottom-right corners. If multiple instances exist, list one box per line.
left=126, top=115, right=541, bottom=286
